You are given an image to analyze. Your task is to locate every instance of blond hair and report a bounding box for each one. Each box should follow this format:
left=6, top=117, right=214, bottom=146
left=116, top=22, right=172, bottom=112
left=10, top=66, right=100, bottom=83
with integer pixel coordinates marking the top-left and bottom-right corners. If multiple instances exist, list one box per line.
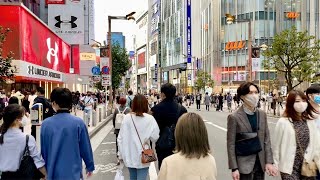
left=175, top=112, right=210, bottom=159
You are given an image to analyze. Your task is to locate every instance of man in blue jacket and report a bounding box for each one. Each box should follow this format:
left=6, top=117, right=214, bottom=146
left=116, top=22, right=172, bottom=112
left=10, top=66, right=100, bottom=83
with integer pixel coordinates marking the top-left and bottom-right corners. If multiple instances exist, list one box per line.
left=41, top=87, right=95, bottom=180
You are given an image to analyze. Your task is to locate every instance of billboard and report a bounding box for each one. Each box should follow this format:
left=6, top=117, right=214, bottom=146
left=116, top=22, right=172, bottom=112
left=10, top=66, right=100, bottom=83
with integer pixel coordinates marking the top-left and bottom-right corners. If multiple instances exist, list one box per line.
left=136, top=13, right=148, bottom=48
left=138, top=51, right=146, bottom=69
left=48, top=0, right=85, bottom=44
left=0, top=5, right=72, bottom=74
left=149, top=0, right=160, bottom=37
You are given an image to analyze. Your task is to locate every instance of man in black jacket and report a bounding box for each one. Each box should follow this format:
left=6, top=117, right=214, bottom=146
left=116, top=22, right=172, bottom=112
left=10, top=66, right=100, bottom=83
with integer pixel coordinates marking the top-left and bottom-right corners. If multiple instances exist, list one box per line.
left=150, top=83, right=187, bottom=168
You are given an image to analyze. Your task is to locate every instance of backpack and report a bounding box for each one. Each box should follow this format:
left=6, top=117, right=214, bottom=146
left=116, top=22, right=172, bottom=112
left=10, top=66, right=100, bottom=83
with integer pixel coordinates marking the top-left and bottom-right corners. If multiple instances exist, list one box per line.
left=156, top=104, right=182, bottom=150
left=115, top=107, right=127, bottom=129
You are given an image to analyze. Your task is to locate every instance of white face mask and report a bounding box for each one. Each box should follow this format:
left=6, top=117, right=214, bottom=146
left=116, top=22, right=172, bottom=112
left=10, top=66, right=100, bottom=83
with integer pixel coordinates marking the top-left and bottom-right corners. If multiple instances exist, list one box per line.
left=293, top=102, right=308, bottom=113
left=20, top=116, right=28, bottom=127
left=243, top=94, right=260, bottom=108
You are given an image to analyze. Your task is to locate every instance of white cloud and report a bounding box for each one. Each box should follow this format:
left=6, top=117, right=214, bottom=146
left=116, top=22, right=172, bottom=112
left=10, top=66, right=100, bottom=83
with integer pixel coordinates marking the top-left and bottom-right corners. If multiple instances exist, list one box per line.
left=94, top=0, right=148, bottom=50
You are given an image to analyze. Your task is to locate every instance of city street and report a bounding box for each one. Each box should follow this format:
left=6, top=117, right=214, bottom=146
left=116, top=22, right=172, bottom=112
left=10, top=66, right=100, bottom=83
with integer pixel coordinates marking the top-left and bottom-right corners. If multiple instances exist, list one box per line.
left=89, top=104, right=282, bottom=180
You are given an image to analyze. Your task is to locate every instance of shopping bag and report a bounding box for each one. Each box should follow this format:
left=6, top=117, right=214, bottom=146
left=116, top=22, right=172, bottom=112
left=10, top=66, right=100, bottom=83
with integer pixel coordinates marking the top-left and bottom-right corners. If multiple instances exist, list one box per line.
left=114, top=163, right=124, bottom=180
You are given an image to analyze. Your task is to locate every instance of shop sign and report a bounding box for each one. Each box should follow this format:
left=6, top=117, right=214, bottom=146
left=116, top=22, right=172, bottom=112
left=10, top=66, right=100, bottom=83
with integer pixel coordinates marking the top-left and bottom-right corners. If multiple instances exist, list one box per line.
left=48, top=0, right=85, bottom=44
left=154, top=64, right=158, bottom=82
left=80, top=53, right=96, bottom=61
left=46, top=0, right=65, bottom=4
left=286, top=12, right=300, bottom=19
left=225, top=41, right=246, bottom=51
left=12, top=60, right=63, bottom=82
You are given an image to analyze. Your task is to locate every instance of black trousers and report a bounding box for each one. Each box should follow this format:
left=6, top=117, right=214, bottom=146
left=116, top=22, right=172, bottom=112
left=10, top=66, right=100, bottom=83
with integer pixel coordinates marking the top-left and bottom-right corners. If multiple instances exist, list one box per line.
left=1, top=172, right=20, bottom=180
left=206, top=105, right=209, bottom=111
left=196, top=101, right=201, bottom=109
left=240, top=157, right=264, bottom=180
left=156, top=149, right=173, bottom=169
left=31, top=125, right=37, bottom=140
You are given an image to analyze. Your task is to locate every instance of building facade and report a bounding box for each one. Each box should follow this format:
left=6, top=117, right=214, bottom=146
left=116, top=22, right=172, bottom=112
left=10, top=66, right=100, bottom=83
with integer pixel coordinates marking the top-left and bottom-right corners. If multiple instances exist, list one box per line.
left=159, top=0, right=201, bottom=93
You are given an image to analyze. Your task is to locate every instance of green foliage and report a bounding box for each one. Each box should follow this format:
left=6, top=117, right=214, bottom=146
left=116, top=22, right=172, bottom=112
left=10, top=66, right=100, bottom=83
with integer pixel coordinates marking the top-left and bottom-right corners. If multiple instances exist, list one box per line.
left=0, top=26, right=15, bottom=82
left=263, top=26, right=320, bottom=91
left=94, top=81, right=104, bottom=91
left=194, top=70, right=214, bottom=92
left=111, top=43, right=131, bottom=89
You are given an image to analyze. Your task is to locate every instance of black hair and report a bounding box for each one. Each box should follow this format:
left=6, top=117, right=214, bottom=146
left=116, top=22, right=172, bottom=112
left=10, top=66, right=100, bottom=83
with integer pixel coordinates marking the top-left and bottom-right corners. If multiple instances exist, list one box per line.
left=50, top=87, right=73, bottom=109
left=8, top=96, right=19, bottom=105
left=0, top=104, right=25, bottom=144
left=306, top=84, right=320, bottom=99
left=128, top=90, right=133, bottom=95
left=36, top=87, right=45, bottom=95
left=161, top=83, right=176, bottom=99
left=237, top=82, right=260, bottom=99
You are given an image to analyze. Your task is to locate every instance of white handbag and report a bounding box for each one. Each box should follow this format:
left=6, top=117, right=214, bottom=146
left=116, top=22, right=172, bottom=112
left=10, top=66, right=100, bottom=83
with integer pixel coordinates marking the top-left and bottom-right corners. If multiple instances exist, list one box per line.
left=114, top=163, right=124, bottom=180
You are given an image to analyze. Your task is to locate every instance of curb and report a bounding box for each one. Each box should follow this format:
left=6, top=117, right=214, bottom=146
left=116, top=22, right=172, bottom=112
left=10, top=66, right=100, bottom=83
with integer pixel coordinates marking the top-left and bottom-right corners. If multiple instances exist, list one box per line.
left=89, top=114, right=113, bottom=139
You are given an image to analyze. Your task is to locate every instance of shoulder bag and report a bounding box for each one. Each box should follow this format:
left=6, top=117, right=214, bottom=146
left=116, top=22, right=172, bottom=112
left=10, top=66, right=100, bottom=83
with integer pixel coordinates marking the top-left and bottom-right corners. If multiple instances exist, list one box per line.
left=17, top=135, right=44, bottom=180
left=293, top=122, right=318, bottom=177
left=235, top=111, right=262, bottom=156
left=130, top=115, right=157, bottom=164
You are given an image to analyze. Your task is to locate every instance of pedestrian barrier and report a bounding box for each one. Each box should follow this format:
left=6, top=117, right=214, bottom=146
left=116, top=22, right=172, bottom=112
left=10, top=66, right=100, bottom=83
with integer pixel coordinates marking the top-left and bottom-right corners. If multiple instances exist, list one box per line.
left=92, top=110, right=97, bottom=127
left=99, top=107, right=102, bottom=122
left=83, top=111, right=91, bottom=126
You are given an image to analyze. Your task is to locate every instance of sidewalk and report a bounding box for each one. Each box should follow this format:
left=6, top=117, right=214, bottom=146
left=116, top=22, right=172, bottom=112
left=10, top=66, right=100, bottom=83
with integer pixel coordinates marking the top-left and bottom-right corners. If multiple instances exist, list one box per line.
left=23, top=104, right=113, bottom=139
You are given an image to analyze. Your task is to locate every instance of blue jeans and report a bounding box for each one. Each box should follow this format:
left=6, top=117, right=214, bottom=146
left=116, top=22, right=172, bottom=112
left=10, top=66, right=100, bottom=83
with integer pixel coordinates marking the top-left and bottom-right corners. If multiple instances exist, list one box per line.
left=128, top=167, right=149, bottom=180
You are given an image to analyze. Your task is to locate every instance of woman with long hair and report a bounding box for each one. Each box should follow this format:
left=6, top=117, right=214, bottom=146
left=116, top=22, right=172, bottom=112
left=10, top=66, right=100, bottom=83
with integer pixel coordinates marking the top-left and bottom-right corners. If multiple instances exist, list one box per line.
left=117, top=94, right=160, bottom=180
left=274, top=90, right=320, bottom=180
left=158, top=112, right=217, bottom=180
left=0, top=104, right=46, bottom=179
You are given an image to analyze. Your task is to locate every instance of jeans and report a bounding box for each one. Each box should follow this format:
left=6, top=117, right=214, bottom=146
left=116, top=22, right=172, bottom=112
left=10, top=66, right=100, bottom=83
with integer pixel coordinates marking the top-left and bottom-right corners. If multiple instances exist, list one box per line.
left=128, top=167, right=149, bottom=180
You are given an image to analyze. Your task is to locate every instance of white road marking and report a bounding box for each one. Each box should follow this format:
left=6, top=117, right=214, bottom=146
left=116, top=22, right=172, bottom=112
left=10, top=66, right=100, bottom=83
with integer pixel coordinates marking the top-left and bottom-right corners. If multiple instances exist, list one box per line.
left=204, top=120, right=227, bottom=132
left=101, top=142, right=116, bottom=145
left=268, top=122, right=277, bottom=125
left=149, top=162, right=158, bottom=180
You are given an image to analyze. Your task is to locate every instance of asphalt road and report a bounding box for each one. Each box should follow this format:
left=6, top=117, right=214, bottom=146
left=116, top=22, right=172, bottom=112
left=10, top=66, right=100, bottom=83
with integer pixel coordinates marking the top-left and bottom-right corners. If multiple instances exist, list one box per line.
left=89, top=104, right=282, bottom=180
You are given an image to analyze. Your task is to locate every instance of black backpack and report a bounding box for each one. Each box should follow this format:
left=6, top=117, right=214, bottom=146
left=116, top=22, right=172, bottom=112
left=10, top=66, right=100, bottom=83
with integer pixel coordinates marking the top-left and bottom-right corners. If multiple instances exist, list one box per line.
left=156, top=104, right=182, bottom=150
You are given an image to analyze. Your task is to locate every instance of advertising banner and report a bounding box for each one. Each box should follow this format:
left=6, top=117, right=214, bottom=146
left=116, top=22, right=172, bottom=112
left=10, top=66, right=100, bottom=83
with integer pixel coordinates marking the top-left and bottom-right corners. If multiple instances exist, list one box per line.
left=186, top=0, right=192, bottom=64
left=149, top=0, right=160, bottom=37
left=48, top=0, right=85, bottom=44
left=252, top=58, right=261, bottom=72
left=138, top=51, right=146, bottom=69
left=0, top=5, right=71, bottom=74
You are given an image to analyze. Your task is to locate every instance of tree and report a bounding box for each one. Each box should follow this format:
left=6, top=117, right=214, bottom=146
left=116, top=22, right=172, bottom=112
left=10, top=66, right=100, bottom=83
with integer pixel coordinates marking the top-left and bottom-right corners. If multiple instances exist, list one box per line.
left=0, top=26, right=15, bottom=82
left=194, top=70, right=214, bottom=92
left=111, top=43, right=131, bottom=90
left=263, top=26, right=320, bottom=91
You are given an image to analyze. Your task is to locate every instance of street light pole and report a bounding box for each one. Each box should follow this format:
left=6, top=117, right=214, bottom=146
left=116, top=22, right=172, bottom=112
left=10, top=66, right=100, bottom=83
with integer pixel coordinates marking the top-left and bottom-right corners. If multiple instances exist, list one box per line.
left=107, top=12, right=135, bottom=110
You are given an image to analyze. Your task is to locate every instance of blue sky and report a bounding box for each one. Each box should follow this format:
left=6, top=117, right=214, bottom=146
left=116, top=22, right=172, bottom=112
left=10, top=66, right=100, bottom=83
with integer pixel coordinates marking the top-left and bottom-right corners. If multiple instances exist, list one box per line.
left=94, top=0, right=148, bottom=50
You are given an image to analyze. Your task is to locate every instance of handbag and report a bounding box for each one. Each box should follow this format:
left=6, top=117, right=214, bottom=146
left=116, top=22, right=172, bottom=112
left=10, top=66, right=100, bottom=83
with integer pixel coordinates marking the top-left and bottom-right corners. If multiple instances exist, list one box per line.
left=235, top=111, right=262, bottom=156
left=156, top=104, right=181, bottom=150
left=114, top=162, right=124, bottom=180
left=130, top=115, right=157, bottom=164
left=17, top=135, right=44, bottom=180
left=294, top=124, right=318, bottom=177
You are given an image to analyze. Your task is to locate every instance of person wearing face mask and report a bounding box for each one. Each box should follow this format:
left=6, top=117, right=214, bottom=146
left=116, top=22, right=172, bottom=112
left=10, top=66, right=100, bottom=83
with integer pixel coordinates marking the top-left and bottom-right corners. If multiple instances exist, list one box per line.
left=0, top=104, right=47, bottom=179
left=306, top=84, right=320, bottom=130
left=306, top=84, right=320, bottom=180
left=8, top=96, right=28, bottom=131
left=273, top=90, right=320, bottom=180
left=227, top=82, right=277, bottom=180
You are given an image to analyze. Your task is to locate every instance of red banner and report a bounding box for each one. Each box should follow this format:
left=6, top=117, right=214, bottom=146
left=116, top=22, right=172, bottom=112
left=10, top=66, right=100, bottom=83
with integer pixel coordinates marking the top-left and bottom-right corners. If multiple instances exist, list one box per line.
left=138, top=52, right=146, bottom=69
left=0, top=5, right=72, bottom=73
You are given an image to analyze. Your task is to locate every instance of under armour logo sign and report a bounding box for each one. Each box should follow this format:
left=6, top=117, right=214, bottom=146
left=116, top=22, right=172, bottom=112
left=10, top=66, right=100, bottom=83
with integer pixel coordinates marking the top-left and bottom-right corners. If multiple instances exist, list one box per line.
left=46, top=38, right=59, bottom=67
left=54, top=16, right=78, bottom=28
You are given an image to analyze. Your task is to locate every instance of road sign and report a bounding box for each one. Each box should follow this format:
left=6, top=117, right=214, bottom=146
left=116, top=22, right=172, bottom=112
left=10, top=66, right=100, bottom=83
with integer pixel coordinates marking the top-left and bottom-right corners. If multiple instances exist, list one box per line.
left=101, top=66, right=110, bottom=75
left=91, top=66, right=100, bottom=75
left=102, top=75, right=111, bottom=86
left=92, top=75, right=101, bottom=82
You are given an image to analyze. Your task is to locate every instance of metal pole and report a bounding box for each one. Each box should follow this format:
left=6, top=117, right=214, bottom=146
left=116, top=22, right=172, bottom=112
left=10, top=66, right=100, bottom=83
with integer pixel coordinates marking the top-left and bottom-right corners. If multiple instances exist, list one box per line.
left=108, top=17, right=113, bottom=109
left=248, top=20, right=252, bottom=82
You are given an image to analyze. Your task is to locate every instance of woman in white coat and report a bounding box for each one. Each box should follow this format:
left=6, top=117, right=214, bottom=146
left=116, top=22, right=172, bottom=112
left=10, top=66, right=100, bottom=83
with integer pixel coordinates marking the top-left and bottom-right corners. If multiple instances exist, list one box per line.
left=117, top=94, right=160, bottom=180
left=274, top=90, right=320, bottom=180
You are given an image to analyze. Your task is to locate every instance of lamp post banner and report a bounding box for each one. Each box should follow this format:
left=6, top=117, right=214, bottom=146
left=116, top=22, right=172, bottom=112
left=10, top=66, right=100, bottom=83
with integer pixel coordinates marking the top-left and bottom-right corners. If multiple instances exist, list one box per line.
left=186, top=0, right=191, bottom=64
